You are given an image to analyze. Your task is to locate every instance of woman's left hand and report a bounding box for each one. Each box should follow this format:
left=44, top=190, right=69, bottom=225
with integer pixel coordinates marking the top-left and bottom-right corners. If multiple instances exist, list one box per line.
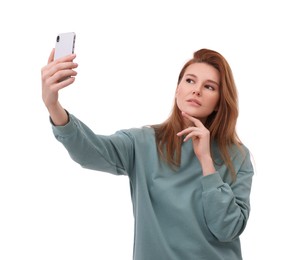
left=177, top=111, right=215, bottom=175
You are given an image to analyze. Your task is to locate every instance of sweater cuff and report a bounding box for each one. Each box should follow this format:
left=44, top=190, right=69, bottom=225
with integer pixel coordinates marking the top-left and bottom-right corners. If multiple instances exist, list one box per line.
left=49, top=109, right=70, bottom=125
left=200, top=172, right=224, bottom=191
left=51, top=113, right=77, bottom=137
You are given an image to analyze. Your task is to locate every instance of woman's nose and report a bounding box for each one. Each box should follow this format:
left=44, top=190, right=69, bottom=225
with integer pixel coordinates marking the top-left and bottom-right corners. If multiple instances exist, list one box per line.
left=192, top=90, right=201, bottom=96
left=192, top=85, right=203, bottom=96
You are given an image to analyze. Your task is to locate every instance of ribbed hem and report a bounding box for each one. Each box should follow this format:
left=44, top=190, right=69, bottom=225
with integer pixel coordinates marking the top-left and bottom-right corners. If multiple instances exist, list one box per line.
left=51, top=112, right=78, bottom=137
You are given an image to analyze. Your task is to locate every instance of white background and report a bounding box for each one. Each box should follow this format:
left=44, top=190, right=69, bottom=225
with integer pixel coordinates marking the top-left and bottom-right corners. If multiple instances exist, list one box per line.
left=1, top=0, right=300, bottom=259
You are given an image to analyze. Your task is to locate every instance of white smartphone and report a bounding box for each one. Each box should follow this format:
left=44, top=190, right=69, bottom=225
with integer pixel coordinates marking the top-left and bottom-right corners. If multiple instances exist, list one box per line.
left=54, top=32, right=76, bottom=60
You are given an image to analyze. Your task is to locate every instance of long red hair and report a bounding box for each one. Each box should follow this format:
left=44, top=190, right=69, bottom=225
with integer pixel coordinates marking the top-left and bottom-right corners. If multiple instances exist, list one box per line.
left=152, top=49, right=242, bottom=180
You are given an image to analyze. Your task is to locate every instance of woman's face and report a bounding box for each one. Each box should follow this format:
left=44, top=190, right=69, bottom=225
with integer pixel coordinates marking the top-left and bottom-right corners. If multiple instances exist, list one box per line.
left=176, top=62, right=220, bottom=124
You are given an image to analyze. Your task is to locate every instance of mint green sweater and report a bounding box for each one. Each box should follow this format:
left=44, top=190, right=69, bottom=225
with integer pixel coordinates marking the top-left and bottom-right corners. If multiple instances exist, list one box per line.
left=52, top=114, right=253, bottom=260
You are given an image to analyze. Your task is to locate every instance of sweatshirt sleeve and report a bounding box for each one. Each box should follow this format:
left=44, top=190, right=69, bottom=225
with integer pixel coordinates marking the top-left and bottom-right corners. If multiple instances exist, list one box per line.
left=51, top=113, right=134, bottom=176
left=200, top=148, right=254, bottom=242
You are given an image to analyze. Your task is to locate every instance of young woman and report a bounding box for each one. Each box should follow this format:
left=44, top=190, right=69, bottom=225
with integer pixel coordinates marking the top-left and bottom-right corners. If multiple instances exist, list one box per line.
left=41, top=48, right=254, bottom=260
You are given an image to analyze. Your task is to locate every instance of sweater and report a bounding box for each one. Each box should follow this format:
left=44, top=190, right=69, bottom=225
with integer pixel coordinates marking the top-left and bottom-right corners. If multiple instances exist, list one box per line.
left=52, top=113, right=254, bottom=260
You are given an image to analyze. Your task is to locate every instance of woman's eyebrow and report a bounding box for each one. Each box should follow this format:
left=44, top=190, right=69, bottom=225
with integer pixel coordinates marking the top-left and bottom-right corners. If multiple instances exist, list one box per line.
left=185, top=73, right=197, bottom=78
left=206, top=79, right=220, bottom=87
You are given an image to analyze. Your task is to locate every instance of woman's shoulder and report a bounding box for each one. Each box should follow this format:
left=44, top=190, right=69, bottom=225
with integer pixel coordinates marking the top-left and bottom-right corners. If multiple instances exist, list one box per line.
left=211, top=140, right=251, bottom=162
left=116, top=126, right=155, bottom=140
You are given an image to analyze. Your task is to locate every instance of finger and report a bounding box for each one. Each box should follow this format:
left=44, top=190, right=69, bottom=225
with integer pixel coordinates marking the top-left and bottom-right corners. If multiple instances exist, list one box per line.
left=46, top=75, right=76, bottom=96
left=182, top=130, right=202, bottom=142
left=42, top=50, right=55, bottom=77
left=48, top=49, right=55, bottom=64
left=177, top=127, right=198, bottom=136
left=51, top=69, right=78, bottom=84
left=43, top=61, right=78, bottom=84
left=42, top=54, right=77, bottom=81
left=53, top=76, right=76, bottom=91
left=49, top=61, right=78, bottom=77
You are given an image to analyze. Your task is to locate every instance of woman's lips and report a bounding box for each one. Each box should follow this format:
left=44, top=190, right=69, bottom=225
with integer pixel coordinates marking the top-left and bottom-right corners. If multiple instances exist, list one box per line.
left=187, top=98, right=201, bottom=106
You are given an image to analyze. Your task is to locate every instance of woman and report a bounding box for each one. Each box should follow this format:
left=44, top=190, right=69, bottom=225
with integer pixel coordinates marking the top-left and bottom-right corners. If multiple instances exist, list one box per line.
left=41, top=48, right=254, bottom=260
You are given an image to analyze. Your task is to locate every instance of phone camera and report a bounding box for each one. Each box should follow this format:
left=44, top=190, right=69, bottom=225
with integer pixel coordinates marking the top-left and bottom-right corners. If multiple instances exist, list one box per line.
left=56, top=35, right=60, bottom=42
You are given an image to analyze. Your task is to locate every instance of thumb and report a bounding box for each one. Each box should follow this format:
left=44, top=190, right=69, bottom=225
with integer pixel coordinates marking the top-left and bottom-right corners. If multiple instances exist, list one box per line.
left=48, top=49, right=55, bottom=64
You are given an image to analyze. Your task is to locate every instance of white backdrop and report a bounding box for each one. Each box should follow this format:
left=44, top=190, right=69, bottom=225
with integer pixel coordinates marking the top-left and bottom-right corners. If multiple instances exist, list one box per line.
left=1, top=0, right=300, bottom=259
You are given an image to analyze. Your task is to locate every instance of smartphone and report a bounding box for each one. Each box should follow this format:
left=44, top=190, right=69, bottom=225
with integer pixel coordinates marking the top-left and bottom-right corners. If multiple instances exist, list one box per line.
left=54, top=32, right=76, bottom=60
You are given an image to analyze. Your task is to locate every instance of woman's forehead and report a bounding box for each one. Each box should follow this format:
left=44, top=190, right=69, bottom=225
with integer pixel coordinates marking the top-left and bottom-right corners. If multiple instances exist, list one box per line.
left=184, top=63, right=220, bottom=83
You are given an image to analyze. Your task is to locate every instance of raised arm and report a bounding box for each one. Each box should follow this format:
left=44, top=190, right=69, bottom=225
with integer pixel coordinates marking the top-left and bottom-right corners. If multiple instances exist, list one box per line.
left=41, top=49, right=78, bottom=125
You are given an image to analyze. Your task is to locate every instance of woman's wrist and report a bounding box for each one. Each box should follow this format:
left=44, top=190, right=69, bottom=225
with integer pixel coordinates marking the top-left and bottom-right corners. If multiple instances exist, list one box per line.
left=199, top=155, right=216, bottom=176
left=47, top=103, right=69, bottom=126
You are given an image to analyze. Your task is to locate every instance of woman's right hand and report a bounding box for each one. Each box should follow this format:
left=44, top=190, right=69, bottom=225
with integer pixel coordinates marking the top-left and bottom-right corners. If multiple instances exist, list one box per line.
left=41, top=49, right=78, bottom=125
left=41, top=49, right=78, bottom=108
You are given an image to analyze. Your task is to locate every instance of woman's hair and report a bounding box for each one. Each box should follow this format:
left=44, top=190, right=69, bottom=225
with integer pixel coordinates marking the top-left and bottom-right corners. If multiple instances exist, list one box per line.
left=152, top=48, right=241, bottom=181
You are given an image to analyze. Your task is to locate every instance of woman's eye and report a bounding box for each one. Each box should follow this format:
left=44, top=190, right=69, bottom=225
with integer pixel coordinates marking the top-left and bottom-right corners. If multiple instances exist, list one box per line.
left=205, top=85, right=215, bottom=91
left=186, top=78, right=195, bottom=84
